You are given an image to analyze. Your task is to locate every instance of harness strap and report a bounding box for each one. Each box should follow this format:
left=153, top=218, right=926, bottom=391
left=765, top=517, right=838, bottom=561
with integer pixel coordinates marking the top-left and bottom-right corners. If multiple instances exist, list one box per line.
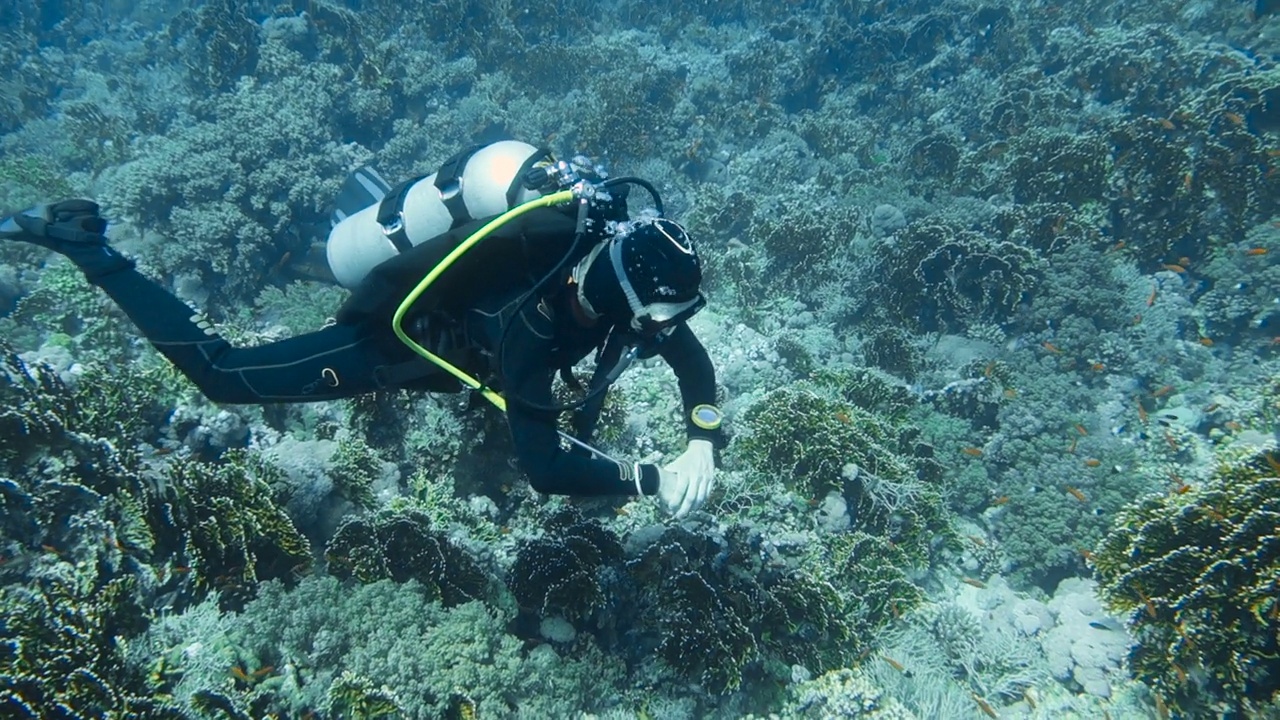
left=376, top=174, right=427, bottom=253
left=434, top=144, right=485, bottom=229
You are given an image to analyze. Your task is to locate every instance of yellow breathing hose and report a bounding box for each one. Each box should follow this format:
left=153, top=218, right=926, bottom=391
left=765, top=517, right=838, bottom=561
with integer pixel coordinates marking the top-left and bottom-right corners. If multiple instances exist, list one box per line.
left=391, top=189, right=577, bottom=413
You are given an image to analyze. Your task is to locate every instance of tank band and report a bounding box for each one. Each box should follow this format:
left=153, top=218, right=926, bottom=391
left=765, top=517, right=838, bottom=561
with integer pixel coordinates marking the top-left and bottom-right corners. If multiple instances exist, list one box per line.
left=435, top=144, right=484, bottom=229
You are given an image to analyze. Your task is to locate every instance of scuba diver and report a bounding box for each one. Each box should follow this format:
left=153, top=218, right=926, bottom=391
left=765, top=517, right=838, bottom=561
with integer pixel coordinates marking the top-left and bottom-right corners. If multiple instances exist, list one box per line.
left=0, top=141, right=722, bottom=518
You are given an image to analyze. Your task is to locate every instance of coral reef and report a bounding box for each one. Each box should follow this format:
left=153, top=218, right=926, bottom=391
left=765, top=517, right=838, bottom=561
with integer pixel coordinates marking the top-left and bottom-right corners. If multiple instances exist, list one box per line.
left=869, top=220, right=1045, bottom=333
left=627, top=524, right=854, bottom=695
left=735, top=372, right=948, bottom=566
left=1092, top=448, right=1280, bottom=717
left=509, top=507, right=623, bottom=622
left=324, top=507, right=490, bottom=607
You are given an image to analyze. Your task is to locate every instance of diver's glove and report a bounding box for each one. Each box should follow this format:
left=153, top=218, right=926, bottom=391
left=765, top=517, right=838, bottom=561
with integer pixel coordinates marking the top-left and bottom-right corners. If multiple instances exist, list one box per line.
left=658, top=438, right=716, bottom=518
left=1, top=200, right=133, bottom=281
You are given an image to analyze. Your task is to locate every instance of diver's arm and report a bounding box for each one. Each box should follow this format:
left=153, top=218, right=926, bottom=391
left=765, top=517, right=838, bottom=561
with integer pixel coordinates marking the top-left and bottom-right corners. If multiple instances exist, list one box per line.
left=502, top=312, right=661, bottom=496
left=656, top=323, right=724, bottom=446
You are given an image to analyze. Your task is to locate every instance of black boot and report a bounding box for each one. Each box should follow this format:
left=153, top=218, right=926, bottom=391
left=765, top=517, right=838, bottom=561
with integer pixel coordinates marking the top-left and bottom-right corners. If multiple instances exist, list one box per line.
left=1, top=199, right=134, bottom=282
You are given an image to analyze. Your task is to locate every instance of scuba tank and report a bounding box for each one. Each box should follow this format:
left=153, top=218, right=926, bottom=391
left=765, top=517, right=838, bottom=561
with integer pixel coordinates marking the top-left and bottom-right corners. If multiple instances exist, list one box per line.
left=326, top=140, right=553, bottom=289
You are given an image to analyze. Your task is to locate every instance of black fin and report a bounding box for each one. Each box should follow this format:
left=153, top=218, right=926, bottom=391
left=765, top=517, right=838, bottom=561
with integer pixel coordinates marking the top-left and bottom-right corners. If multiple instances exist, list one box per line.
left=331, top=165, right=392, bottom=228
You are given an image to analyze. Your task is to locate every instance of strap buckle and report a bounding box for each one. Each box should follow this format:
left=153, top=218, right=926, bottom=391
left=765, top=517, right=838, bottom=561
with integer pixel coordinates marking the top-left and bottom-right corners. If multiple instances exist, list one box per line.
left=380, top=211, right=405, bottom=237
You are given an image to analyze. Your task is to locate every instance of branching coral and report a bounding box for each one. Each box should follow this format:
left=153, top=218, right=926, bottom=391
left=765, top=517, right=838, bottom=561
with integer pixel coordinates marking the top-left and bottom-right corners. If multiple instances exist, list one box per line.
left=746, top=199, right=865, bottom=291
left=325, top=507, right=489, bottom=607
left=508, top=507, right=623, bottom=622
left=626, top=524, right=854, bottom=695
left=1092, top=448, right=1280, bottom=717
left=736, top=375, right=949, bottom=566
left=166, top=0, right=261, bottom=93
left=156, top=450, right=313, bottom=612
left=1, top=575, right=190, bottom=718
left=870, top=221, right=1045, bottom=333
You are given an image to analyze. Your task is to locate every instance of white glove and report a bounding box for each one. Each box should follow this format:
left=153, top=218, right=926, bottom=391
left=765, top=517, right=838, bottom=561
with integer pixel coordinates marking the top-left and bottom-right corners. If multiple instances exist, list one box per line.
left=658, top=439, right=716, bottom=518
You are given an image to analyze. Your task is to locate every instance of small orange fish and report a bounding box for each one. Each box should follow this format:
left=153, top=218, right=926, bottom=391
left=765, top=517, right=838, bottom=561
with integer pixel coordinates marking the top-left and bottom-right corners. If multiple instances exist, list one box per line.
left=1147, top=284, right=1158, bottom=306
left=1178, top=257, right=1191, bottom=267
left=1079, top=548, right=1096, bottom=562
left=1154, top=692, right=1170, bottom=720
left=1108, top=240, right=1126, bottom=252
left=1263, top=452, right=1280, bottom=475
left=1074, top=423, right=1089, bottom=436
left=1164, top=433, right=1179, bottom=452
left=1003, top=388, right=1017, bottom=398
left=1136, top=399, right=1149, bottom=424
left=1182, top=172, right=1192, bottom=192
left=1068, top=486, right=1089, bottom=501
left=966, top=535, right=987, bottom=547
left=962, top=446, right=984, bottom=457
left=1153, top=384, right=1175, bottom=397
left=1203, top=402, right=1220, bottom=413
left=1161, top=263, right=1186, bottom=274
left=1067, top=436, right=1078, bottom=454
left=231, top=666, right=251, bottom=682
left=972, top=693, right=1000, bottom=719
left=1225, top=420, right=1242, bottom=431
left=1042, top=341, right=1063, bottom=354
left=1136, top=586, right=1158, bottom=619
left=1204, top=507, right=1226, bottom=522
left=1083, top=458, right=1101, bottom=468
left=961, top=577, right=987, bottom=589
left=1244, top=247, right=1269, bottom=256
left=834, top=410, right=852, bottom=424
left=615, top=505, right=631, bottom=516
left=1090, top=362, right=1106, bottom=371
left=1157, top=118, right=1175, bottom=130
left=41, top=544, right=61, bottom=555
left=252, top=665, right=275, bottom=677
left=992, top=495, right=1010, bottom=506
left=1173, top=663, right=1188, bottom=684
left=1198, top=337, right=1213, bottom=347
left=1224, top=111, right=1245, bottom=126
left=983, top=361, right=996, bottom=377
left=1173, top=483, right=1192, bottom=495
left=881, top=655, right=910, bottom=675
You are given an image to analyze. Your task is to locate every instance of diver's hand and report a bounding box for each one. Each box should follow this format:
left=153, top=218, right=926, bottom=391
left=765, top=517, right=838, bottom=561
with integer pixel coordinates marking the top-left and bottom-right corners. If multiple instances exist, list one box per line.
left=659, top=439, right=716, bottom=518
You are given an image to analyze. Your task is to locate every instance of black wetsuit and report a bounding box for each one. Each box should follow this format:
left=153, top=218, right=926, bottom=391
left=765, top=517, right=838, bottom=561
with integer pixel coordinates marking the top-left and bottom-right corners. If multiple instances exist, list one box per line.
left=81, top=219, right=720, bottom=497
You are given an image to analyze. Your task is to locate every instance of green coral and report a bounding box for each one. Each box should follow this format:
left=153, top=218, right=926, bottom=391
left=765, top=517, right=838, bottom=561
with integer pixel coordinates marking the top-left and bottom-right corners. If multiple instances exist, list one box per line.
left=1092, top=448, right=1280, bottom=717
left=324, top=507, right=490, bottom=606
left=7, top=260, right=128, bottom=353
left=1, top=576, right=189, bottom=718
left=325, top=670, right=405, bottom=720
left=627, top=525, right=855, bottom=696
left=329, top=435, right=382, bottom=510
left=156, top=450, right=313, bottom=611
left=736, top=375, right=949, bottom=565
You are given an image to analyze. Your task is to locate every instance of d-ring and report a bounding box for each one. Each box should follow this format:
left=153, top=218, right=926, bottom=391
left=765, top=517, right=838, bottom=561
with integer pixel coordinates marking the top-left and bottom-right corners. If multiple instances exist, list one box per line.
left=322, top=368, right=340, bottom=387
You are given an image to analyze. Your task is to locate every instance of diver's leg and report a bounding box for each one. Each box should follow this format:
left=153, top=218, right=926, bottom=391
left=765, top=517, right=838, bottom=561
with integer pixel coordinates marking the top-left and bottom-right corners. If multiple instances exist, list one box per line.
left=89, top=267, right=397, bottom=403
left=3, top=202, right=401, bottom=403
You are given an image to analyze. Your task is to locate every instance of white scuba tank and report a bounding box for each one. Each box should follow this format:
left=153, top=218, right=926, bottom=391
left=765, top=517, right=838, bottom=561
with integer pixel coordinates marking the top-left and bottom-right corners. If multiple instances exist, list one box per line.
left=326, top=140, right=549, bottom=289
